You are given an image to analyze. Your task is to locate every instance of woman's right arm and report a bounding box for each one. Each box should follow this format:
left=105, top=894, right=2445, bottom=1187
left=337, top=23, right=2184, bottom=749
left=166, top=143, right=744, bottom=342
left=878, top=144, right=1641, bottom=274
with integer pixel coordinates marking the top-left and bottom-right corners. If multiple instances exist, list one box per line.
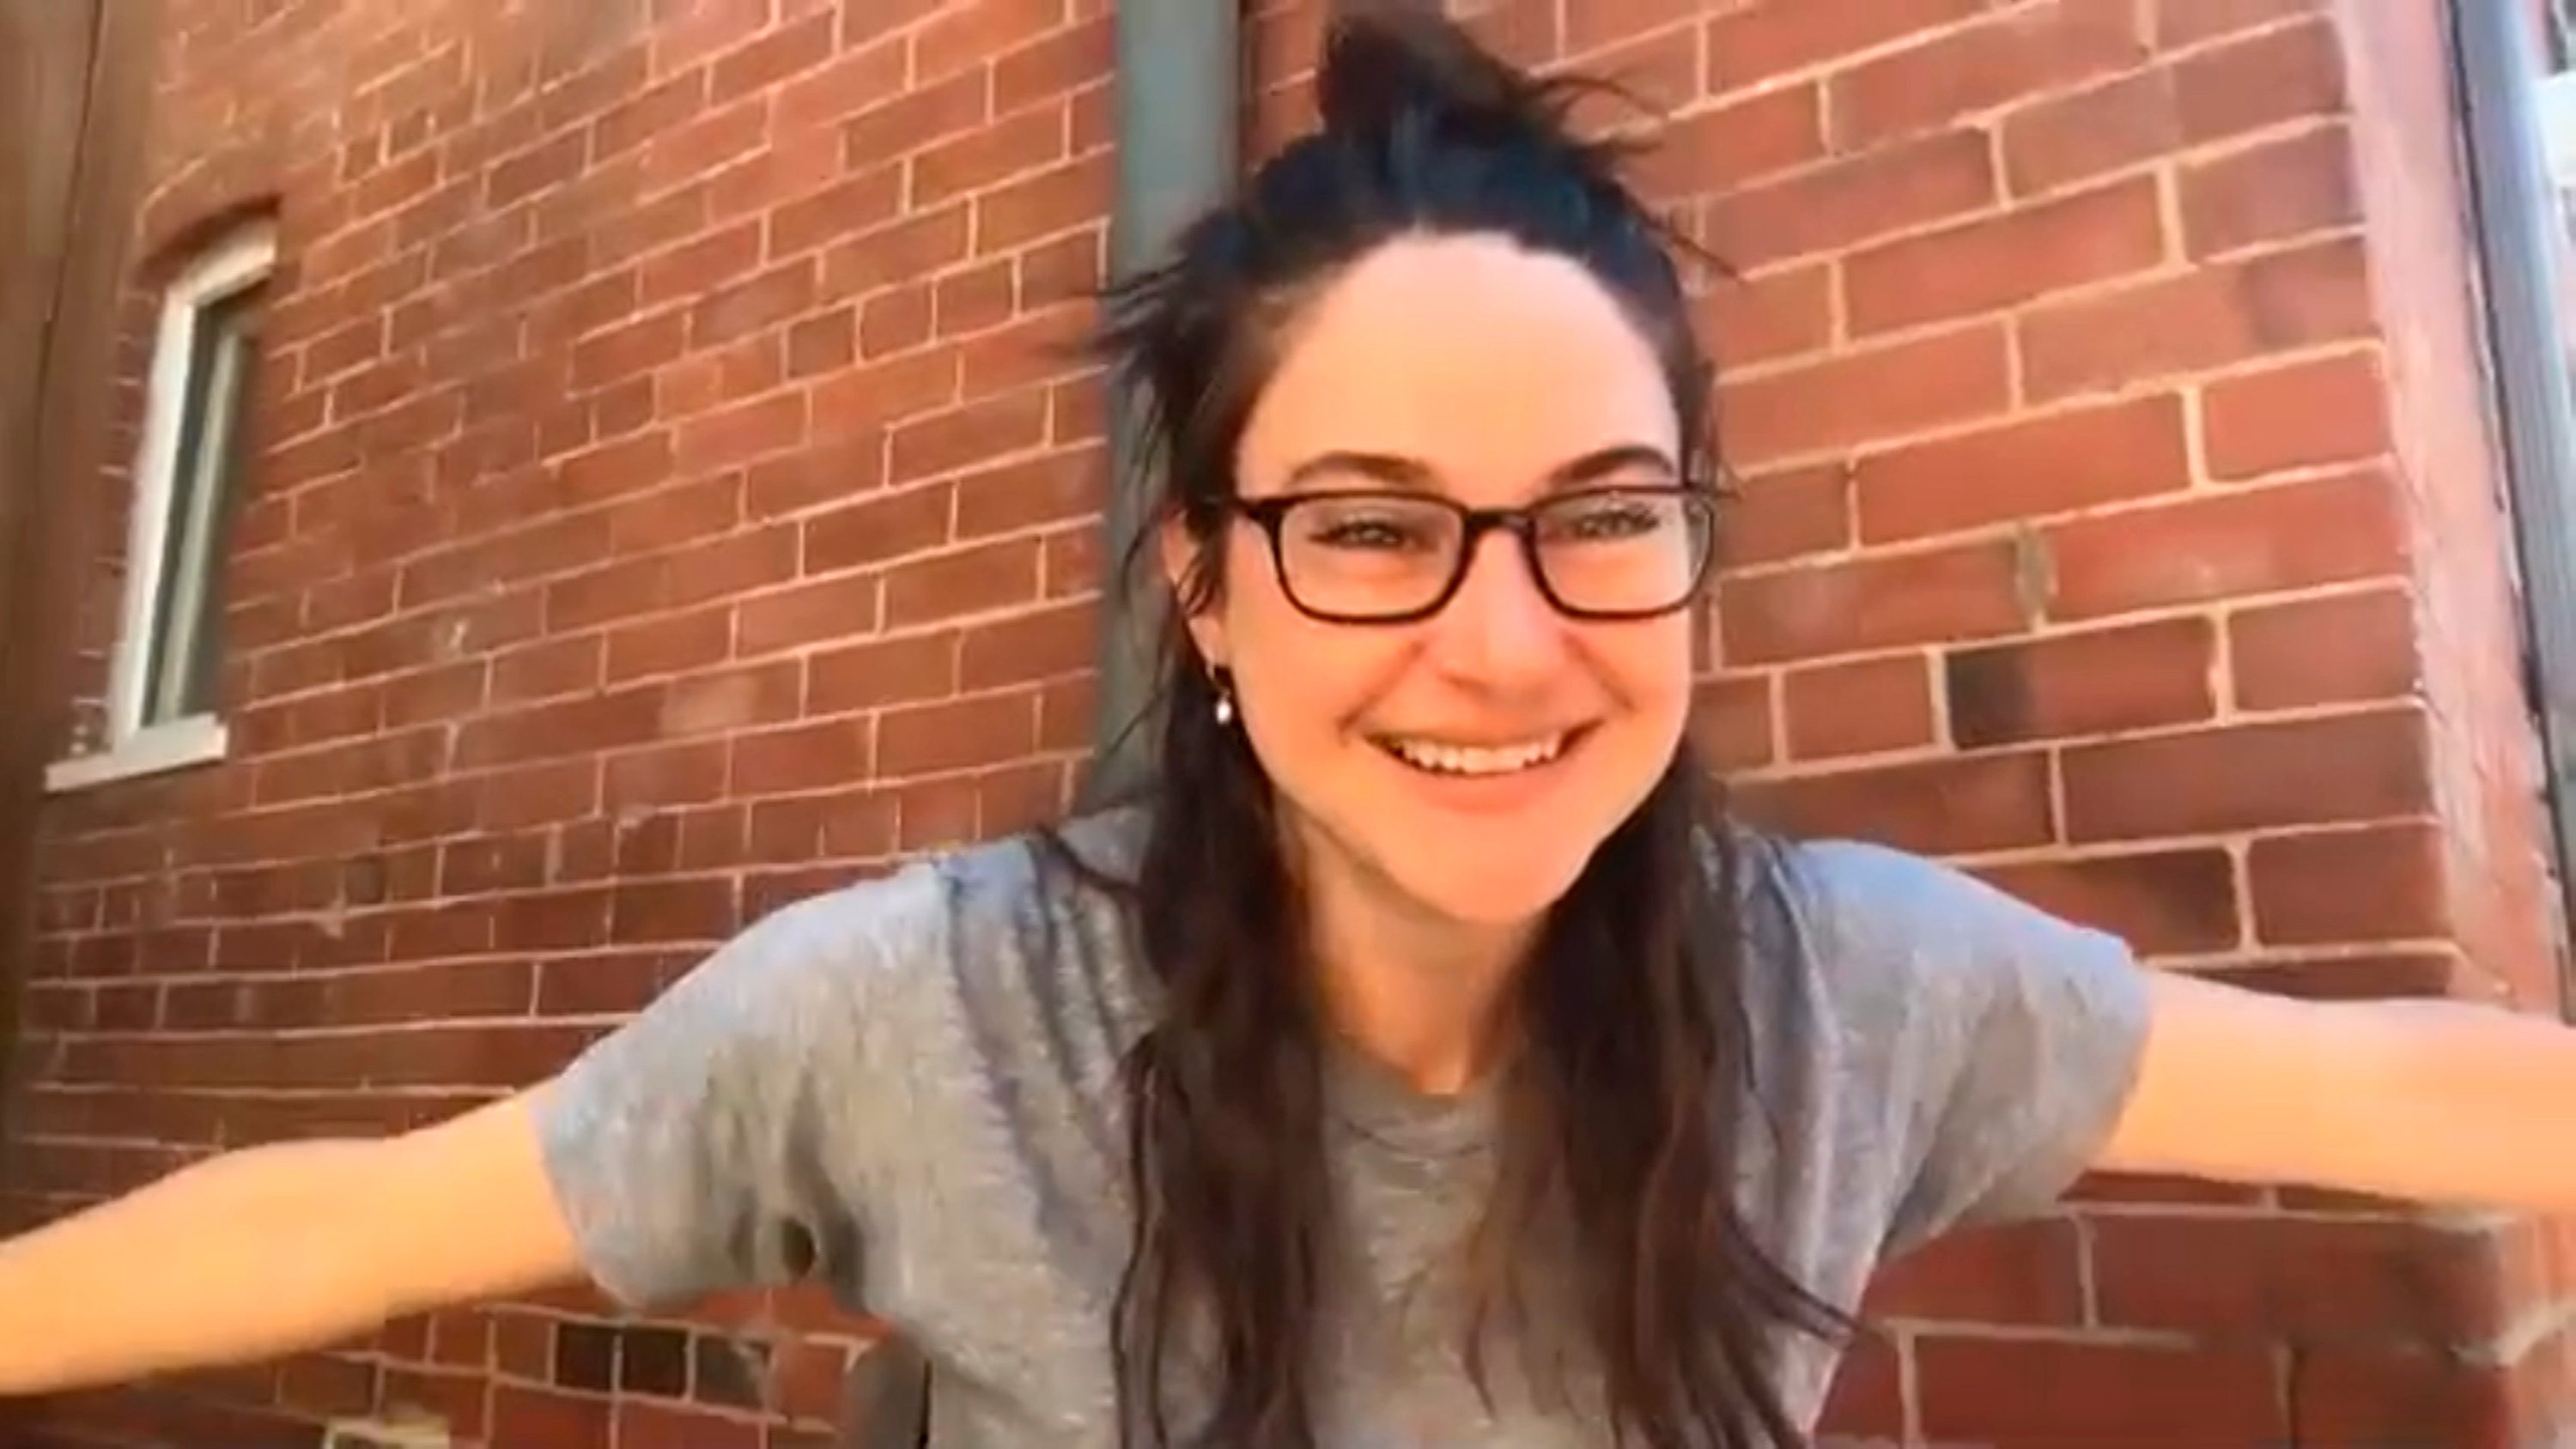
left=0, top=858, right=938, bottom=1399
left=0, top=1086, right=579, bottom=1396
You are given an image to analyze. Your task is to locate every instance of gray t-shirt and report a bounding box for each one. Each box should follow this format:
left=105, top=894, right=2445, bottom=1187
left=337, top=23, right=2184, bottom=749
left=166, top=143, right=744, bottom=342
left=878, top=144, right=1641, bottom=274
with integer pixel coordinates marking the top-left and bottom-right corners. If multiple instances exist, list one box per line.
left=534, top=807, right=2153, bottom=1446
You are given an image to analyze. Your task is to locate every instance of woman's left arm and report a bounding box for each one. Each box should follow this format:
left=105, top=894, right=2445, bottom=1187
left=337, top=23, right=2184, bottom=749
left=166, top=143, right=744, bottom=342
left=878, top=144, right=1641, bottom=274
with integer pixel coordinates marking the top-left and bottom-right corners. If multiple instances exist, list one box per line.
left=2097, top=970, right=2576, bottom=1209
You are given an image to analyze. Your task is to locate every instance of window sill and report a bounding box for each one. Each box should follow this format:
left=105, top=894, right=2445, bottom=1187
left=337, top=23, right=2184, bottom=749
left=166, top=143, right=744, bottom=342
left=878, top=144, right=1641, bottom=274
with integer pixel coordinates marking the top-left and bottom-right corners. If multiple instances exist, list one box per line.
left=45, top=716, right=229, bottom=794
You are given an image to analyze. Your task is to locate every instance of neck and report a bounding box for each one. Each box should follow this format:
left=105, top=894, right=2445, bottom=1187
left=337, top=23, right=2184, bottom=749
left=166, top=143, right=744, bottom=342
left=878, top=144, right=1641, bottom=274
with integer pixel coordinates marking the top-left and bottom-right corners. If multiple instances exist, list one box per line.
left=1298, top=852, right=1539, bottom=1098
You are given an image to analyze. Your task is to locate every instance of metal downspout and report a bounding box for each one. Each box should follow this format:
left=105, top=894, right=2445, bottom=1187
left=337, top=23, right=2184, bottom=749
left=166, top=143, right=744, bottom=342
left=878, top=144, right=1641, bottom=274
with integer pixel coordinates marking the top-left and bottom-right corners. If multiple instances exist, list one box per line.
left=2451, top=0, right=2576, bottom=1007
left=1077, top=0, right=1240, bottom=811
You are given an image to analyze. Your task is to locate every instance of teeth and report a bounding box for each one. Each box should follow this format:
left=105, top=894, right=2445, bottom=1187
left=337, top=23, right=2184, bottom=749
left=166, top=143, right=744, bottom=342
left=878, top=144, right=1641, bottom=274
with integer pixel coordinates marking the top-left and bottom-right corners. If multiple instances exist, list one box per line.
left=1381, top=734, right=1567, bottom=776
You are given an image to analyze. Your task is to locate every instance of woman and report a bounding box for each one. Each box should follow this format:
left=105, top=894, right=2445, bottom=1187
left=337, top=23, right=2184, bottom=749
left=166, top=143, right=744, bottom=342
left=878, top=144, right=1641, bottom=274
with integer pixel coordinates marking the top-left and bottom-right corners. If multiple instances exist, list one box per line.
left=7, top=9, right=2576, bottom=1448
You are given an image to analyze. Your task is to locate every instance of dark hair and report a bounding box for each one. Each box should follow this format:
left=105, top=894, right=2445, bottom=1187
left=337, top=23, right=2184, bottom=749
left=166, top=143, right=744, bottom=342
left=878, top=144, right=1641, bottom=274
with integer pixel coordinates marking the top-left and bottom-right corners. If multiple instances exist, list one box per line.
left=1053, top=6, right=1857, bottom=1446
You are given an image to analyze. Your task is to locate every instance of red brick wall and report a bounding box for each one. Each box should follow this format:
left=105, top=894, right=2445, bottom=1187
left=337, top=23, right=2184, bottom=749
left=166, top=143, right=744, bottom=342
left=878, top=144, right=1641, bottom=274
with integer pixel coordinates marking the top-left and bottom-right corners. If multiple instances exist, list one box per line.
left=14, top=1, right=1114, bottom=1444
left=7, top=0, right=2572, bottom=1446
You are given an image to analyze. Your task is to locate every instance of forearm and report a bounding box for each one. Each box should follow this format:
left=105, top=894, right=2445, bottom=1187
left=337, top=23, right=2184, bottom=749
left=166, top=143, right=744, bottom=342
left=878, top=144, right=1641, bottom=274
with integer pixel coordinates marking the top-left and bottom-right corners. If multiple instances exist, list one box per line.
left=2322, top=996, right=2576, bottom=1211
left=0, top=1138, right=402, bottom=1396
left=2105, top=974, right=2576, bottom=1210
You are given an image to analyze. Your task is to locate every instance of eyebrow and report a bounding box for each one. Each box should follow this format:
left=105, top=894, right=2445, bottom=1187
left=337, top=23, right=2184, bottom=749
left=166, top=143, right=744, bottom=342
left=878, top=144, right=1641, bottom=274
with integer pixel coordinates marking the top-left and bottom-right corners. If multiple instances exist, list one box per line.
left=1278, top=444, right=1681, bottom=494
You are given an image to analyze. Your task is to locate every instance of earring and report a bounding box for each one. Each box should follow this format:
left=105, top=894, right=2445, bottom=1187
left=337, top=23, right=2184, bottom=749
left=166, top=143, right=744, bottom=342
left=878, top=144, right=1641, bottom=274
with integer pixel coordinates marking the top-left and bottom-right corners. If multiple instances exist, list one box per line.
left=1209, top=666, right=1236, bottom=726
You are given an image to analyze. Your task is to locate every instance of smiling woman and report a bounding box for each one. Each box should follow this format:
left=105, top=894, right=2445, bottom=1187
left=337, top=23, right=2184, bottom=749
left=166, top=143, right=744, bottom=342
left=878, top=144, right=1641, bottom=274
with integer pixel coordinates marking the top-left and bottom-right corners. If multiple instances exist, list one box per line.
left=11, top=6, right=2576, bottom=1449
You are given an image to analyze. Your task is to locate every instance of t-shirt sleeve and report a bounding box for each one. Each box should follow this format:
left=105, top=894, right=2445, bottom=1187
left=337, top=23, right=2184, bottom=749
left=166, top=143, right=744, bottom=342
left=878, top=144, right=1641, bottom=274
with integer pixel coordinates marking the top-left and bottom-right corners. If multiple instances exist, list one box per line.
left=1789, top=840, right=2156, bottom=1257
left=529, top=861, right=950, bottom=1312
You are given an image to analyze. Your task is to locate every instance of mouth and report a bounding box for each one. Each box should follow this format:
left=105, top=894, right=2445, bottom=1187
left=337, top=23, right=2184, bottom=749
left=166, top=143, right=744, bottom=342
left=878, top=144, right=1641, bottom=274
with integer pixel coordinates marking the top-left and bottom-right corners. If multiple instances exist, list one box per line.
left=1370, top=726, right=1591, bottom=778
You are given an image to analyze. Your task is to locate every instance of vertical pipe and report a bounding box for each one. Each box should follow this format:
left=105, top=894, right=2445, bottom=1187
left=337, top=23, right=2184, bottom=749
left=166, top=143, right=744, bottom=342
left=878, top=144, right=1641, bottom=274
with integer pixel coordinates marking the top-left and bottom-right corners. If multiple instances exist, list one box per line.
left=2451, top=0, right=2576, bottom=1006
left=1077, top=0, right=1241, bottom=811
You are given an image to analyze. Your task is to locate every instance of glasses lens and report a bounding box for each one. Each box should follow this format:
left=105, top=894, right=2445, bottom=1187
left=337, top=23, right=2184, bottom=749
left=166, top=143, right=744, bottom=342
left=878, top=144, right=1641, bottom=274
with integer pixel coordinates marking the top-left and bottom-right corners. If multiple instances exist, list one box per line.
left=1531, top=488, right=1711, bottom=615
left=1273, top=494, right=1467, bottom=619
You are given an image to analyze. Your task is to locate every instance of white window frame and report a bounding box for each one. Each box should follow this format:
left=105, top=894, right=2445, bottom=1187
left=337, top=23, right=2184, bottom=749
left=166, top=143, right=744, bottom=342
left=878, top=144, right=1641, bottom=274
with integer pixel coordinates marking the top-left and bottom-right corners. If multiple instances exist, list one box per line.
left=47, top=224, right=275, bottom=793
left=2540, top=70, right=2576, bottom=191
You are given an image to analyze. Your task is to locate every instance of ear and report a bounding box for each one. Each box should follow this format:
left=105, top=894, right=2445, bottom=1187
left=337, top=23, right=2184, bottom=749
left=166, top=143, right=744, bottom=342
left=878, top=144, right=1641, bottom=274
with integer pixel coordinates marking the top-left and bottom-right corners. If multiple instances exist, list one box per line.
left=1159, top=512, right=1231, bottom=670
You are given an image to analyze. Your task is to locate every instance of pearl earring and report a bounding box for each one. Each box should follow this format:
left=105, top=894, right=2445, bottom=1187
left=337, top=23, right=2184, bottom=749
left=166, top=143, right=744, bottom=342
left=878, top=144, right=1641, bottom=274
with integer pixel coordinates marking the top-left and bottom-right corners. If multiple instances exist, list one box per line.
left=1209, top=666, right=1236, bottom=726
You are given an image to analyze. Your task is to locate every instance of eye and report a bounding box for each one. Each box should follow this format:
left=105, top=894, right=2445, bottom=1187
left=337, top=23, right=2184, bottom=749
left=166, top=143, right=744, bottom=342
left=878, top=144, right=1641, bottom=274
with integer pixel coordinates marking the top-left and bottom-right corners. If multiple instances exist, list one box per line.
left=1545, top=494, right=1679, bottom=543
left=1297, top=503, right=1448, bottom=553
left=1313, top=518, right=1420, bottom=549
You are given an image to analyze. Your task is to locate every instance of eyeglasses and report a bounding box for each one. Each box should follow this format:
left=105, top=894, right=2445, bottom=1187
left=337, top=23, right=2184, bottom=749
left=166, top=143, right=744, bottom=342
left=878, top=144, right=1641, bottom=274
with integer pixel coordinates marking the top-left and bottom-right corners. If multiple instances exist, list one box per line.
left=1226, top=485, right=1718, bottom=625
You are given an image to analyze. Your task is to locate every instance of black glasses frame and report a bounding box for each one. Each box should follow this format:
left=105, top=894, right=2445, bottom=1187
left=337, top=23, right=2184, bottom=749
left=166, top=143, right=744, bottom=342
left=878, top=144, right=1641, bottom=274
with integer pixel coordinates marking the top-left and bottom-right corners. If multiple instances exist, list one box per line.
left=1226, top=485, right=1720, bottom=626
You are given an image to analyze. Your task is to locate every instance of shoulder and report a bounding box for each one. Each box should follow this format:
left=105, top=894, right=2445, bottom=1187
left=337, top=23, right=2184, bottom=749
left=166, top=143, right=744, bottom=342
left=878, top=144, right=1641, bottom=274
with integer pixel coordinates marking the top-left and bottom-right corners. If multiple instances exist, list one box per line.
left=1747, top=833, right=2048, bottom=943
left=1729, top=832, right=2156, bottom=1245
left=1741, top=834, right=2131, bottom=991
left=927, top=803, right=1154, bottom=1014
left=544, top=809, right=1153, bottom=1135
left=1728, top=831, right=2148, bottom=1082
left=638, top=804, right=1146, bottom=1041
left=526, top=810, right=1150, bottom=1310
left=809, top=799, right=1146, bottom=965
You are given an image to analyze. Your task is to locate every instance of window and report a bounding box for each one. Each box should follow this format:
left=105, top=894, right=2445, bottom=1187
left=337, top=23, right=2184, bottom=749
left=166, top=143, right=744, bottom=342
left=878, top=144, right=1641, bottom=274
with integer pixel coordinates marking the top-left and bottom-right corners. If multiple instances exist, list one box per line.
left=47, top=224, right=273, bottom=792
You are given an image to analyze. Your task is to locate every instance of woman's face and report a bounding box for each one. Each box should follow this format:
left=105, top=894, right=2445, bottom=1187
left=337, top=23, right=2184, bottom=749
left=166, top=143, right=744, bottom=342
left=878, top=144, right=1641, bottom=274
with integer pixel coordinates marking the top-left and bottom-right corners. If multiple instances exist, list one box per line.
left=1178, top=232, right=1701, bottom=940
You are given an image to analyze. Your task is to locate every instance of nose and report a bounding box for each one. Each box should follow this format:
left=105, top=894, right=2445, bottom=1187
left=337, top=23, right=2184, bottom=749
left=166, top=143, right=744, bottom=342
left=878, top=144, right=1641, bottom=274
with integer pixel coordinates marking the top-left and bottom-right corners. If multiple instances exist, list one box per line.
left=1424, top=530, right=1571, bottom=684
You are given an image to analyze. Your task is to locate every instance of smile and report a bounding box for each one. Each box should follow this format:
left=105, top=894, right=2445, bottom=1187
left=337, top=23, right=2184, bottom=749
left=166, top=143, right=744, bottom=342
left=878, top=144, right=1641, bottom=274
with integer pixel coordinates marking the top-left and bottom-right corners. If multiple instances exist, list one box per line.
left=1371, top=731, right=1577, bottom=776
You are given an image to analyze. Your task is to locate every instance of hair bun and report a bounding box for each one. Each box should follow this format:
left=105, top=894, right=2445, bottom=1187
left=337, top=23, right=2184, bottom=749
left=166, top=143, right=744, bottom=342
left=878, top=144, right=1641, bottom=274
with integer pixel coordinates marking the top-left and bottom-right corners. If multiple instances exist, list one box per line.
left=1314, top=1, right=1574, bottom=153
